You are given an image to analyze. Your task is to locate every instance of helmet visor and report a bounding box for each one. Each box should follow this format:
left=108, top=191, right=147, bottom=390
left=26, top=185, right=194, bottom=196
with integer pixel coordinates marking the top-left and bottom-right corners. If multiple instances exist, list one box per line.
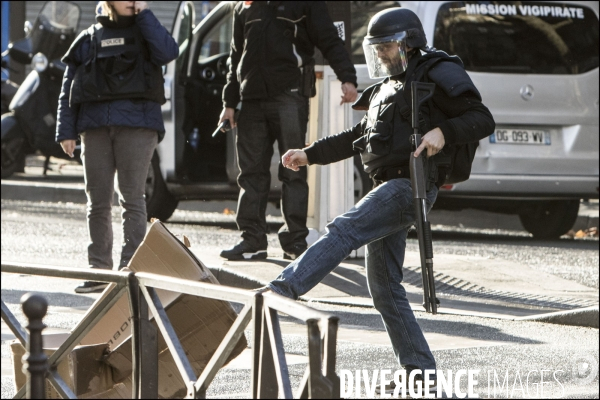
left=363, top=32, right=408, bottom=78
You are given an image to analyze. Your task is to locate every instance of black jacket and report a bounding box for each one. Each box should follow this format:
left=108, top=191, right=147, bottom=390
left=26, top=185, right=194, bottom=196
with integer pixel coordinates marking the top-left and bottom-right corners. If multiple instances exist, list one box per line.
left=304, top=51, right=495, bottom=172
left=222, top=1, right=357, bottom=107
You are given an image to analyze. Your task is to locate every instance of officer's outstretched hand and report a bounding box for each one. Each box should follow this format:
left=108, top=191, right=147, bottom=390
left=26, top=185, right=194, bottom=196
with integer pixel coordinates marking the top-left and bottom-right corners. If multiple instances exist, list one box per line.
left=340, top=82, right=358, bottom=105
left=282, top=149, right=308, bottom=172
left=414, top=127, right=445, bottom=158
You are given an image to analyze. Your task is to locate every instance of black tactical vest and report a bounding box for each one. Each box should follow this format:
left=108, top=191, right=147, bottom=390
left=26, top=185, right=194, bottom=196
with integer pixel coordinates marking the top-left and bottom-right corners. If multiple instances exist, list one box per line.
left=351, top=80, right=414, bottom=174
left=352, top=50, right=478, bottom=177
left=70, top=23, right=165, bottom=106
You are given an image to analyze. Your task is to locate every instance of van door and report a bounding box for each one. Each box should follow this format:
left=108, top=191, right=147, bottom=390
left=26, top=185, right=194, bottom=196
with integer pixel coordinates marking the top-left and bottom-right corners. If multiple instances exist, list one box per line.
left=145, top=1, right=194, bottom=222
left=161, top=1, right=195, bottom=181
left=182, top=2, right=280, bottom=193
left=179, top=2, right=235, bottom=183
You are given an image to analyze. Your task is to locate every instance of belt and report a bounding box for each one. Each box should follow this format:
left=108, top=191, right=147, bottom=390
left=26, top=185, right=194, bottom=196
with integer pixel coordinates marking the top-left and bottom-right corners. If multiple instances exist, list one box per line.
left=372, top=165, right=410, bottom=186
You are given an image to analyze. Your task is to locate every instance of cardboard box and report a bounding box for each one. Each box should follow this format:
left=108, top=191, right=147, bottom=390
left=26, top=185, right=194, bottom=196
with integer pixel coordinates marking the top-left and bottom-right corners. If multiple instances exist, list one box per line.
left=80, top=382, right=131, bottom=399
left=11, top=332, right=112, bottom=399
left=105, top=294, right=248, bottom=398
left=79, top=220, right=220, bottom=350
left=83, top=220, right=248, bottom=398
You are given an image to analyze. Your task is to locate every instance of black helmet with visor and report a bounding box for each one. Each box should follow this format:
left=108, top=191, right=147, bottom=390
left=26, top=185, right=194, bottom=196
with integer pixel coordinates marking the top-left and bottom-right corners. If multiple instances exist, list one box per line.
left=363, top=8, right=427, bottom=78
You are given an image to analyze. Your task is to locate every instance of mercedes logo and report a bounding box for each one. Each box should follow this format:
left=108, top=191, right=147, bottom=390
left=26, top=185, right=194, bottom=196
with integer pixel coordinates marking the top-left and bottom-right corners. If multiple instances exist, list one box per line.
left=520, top=84, right=534, bottom=101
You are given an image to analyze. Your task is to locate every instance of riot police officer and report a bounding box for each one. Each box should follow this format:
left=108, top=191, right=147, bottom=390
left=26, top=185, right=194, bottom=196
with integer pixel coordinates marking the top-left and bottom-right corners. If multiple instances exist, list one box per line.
left=264, top=7, right=495, bottom=393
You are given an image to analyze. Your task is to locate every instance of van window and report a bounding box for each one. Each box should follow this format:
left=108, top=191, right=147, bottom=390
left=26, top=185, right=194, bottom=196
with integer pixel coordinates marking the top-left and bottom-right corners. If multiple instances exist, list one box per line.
left=433, top=2, right=599, bottom=74
left=198, top=14, right=232, bottom=63
left=351, top=1, right=399, bottom=65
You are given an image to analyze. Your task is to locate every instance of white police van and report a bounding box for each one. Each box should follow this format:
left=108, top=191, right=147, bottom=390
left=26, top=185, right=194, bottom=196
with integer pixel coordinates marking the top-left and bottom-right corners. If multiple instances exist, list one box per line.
left=411, top=1, right=599, bottom=238
left=150, top=1, right=598, bottom=239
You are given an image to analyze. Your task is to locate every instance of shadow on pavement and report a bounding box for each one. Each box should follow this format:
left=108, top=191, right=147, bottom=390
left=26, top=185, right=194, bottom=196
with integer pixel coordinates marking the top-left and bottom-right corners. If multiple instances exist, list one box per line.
left=296, top=308, right=542, bottom=345
left=264, top=259, right=371, bottom=298
left=418, top=318, right=542, bottom=345
left=166, top=219, right=285, bottom=231
left=321, top=265, right=371, bottom=297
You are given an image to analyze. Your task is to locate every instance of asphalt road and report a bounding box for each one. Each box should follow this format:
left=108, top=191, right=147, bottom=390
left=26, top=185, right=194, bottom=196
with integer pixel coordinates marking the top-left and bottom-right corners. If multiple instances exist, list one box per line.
left=1, top=199, right=598, bottom=398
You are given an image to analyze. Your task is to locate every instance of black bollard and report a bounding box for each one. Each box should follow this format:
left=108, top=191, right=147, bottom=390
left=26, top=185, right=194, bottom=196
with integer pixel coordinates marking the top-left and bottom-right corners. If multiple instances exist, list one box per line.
left=21, top=293, right=48, bottom=399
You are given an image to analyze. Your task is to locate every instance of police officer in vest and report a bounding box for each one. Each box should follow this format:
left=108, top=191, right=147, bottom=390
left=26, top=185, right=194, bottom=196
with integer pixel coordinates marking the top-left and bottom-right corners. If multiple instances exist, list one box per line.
left=265, top=8, right=495, bottom=393
left=56, top=1, right=178, bottom=293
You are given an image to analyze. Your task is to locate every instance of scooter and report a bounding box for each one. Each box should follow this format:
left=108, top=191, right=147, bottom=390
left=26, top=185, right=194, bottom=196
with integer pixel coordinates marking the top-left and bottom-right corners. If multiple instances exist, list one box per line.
left=1, top=1, right=81, bottom=179
left=1, top=56, right=19, bottom=115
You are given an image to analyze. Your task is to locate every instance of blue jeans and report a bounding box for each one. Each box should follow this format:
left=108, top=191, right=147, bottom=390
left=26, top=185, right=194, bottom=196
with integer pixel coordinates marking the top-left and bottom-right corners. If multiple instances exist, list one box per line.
left=268, top=178, right=438, bottom=373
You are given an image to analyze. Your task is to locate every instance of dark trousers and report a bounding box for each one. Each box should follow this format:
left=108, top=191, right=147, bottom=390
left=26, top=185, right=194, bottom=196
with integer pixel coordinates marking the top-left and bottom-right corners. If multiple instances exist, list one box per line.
left=81, top=126, right=157, bottom=270
left=236, top=90, right=309, bottom=251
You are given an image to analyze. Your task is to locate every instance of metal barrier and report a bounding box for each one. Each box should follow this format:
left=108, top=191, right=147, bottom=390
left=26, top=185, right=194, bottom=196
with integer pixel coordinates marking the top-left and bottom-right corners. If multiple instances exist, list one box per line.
left=21, top=293, right=48, bottom=399
left=1, top=262, right=339, bottom=399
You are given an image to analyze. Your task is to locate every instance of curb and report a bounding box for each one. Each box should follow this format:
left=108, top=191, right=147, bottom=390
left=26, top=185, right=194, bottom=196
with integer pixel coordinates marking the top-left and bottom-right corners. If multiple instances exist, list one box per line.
left=2, top=180, right=598, bottom=232
left=208, top=265, right=265, bottom=290
left=514, top=305, right=599, bottom=328
left=429, top=207, right=599, bottom=233
left=1, top=180, right=120, bottom=205
left=208, top=264, right=599, bottom=328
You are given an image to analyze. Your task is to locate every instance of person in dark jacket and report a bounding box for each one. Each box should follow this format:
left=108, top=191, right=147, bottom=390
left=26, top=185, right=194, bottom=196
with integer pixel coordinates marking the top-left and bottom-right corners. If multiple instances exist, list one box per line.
left=219, top=1, right=358, bottom=262
left=56, top=1, right=178, bottom=293
left=263, top=8, right=495, bottom=395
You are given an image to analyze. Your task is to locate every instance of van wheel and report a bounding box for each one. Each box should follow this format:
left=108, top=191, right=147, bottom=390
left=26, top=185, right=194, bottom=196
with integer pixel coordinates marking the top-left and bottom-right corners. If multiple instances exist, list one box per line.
left=145, top=151, right=178, bottom=222
left=354, top=155, right=372, bottom=203
left=519, top=200, right=579, bottom=239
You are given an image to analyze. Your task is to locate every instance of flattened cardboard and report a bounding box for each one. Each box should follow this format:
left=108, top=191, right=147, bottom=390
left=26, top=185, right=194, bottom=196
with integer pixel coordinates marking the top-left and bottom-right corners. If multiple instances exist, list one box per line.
left=106, top=295, right=247, bottom=398
left=10, top=332, right=112, bottom=399
left=128, top=221, right=217, bottom=283
left=78, top=293, right=132, bottom=350
left=80, top=381, right=131, bottom=399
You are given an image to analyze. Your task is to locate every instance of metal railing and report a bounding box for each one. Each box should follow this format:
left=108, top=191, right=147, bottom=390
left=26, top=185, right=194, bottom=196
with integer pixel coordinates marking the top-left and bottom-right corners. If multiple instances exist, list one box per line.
left=1, top=262, right=340, bottom=399
left=20, top=293, right=49, bottom=399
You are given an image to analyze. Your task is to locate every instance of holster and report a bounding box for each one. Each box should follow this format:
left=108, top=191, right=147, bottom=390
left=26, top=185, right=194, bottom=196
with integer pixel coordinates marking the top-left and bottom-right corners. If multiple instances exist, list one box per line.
left=425, top=155, right=438, bottom=192
left=300, top=60, right=316, bottom=98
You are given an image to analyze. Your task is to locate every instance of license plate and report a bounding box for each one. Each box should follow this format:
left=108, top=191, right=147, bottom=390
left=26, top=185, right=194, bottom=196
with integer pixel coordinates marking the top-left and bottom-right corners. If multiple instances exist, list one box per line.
left=489, top=129, right=551, bottom=145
